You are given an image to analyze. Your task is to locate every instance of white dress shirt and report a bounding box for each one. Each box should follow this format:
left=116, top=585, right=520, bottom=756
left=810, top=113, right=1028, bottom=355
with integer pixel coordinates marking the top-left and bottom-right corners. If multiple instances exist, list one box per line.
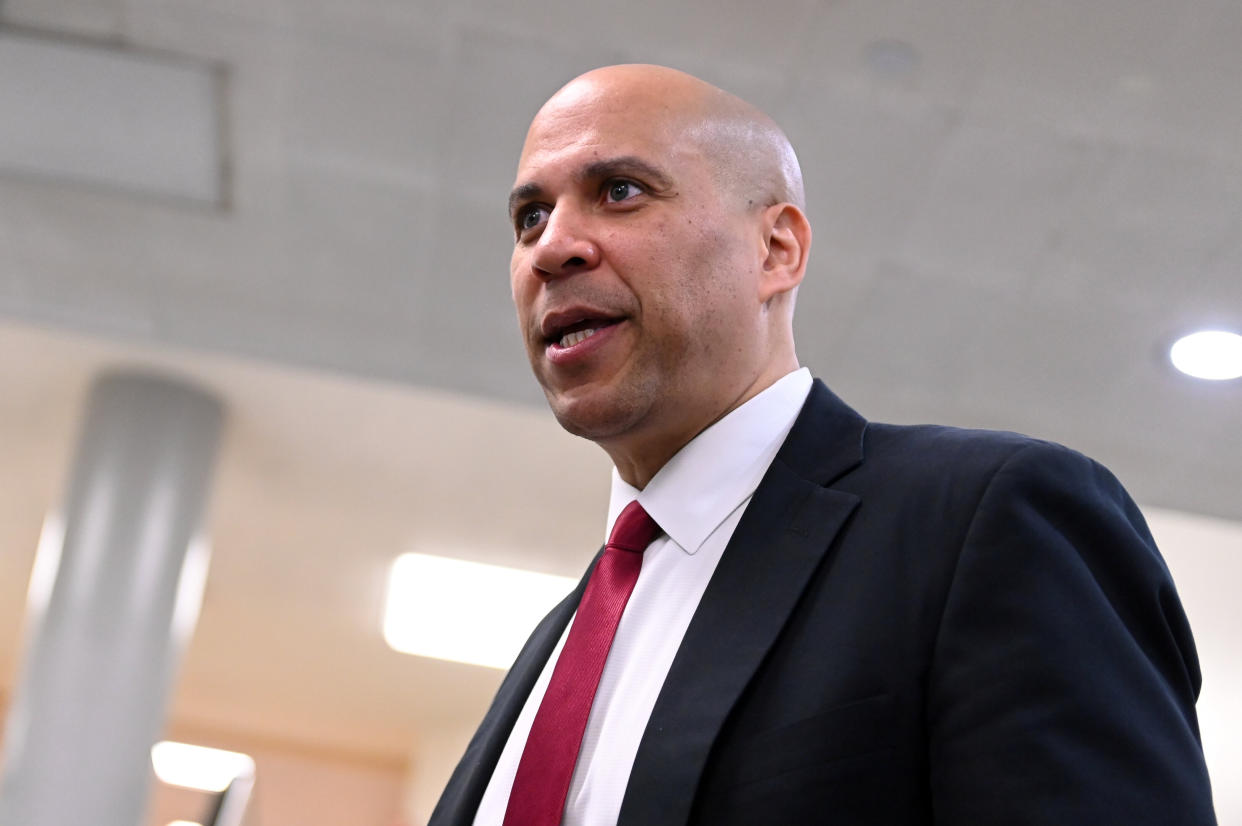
left=473, top=368, right=813, bottom=826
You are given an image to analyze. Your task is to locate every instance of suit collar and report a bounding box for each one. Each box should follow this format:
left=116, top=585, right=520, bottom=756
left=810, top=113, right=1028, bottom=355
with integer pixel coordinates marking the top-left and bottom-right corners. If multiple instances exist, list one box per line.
left=618, top=379, right=866, bottom=826
left=775, top=378, right=867, bottom=487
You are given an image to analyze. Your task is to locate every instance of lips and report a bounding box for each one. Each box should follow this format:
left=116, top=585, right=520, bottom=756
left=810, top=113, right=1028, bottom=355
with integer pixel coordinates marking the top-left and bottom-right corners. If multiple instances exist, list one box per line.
left=538, top=306, right=627, bottom=366
left=541, top=308, right=624, bottom=349
left=550, top=318, right=621, bottom=348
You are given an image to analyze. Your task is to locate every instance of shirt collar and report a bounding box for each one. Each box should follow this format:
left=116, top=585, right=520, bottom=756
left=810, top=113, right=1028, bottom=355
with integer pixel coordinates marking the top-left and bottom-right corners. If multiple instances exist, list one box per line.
left=606, top=368, right=813, bottom=555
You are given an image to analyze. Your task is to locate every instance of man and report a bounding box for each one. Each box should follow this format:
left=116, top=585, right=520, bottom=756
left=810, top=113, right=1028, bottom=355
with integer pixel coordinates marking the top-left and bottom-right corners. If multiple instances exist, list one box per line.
left=431, top=65, right=1216, bottom=825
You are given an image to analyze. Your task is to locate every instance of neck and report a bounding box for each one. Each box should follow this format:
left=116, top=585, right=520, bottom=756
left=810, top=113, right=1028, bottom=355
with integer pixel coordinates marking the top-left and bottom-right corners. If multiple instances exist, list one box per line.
left=604, top=357, right=799, bottom=489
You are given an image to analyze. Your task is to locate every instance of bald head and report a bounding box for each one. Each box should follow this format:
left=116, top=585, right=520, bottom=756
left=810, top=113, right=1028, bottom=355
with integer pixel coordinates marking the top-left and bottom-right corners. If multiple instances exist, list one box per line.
left=525, top=64, right=805, bottom=212
left=509, top=64, right=812, bottom=485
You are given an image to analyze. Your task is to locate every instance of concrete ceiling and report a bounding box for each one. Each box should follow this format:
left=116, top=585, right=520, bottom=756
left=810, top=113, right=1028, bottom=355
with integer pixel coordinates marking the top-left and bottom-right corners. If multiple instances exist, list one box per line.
left=0, top=0, right=1238, bottom=820
left=1, top=0, right=1239, bottom=520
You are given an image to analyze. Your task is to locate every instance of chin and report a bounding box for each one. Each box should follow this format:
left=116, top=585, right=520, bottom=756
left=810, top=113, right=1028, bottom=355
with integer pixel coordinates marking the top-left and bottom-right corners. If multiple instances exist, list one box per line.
left=544, top=387, right=642, bottom=444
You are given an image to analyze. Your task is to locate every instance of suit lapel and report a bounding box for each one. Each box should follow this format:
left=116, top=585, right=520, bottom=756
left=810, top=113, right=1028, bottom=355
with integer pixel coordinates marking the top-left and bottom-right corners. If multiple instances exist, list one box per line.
left=428, top=557, right=595, bottom=826
left=617, top=381, right=867, bottom=826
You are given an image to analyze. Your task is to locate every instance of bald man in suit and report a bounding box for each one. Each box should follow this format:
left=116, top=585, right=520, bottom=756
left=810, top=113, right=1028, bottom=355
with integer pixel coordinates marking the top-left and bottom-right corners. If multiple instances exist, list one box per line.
left=430, top=64, right=1217, bottom=826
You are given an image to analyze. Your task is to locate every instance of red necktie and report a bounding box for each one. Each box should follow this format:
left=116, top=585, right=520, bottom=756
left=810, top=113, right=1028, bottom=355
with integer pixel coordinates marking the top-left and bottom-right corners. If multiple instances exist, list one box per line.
left=502, top=500, right=661, bottom=826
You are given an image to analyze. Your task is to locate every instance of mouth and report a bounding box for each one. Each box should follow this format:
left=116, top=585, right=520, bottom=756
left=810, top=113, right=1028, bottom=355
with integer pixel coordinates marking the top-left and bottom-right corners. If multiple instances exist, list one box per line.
left=548, top=318, right=621, bottom=349
left=541, top=309, right=625, bottom=351
left=538, top=308, right=628, bottom=368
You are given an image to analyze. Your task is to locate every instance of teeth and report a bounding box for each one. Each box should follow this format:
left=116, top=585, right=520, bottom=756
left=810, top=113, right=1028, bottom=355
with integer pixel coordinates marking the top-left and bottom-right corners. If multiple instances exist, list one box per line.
left=560, top=328, right=597, bottom=348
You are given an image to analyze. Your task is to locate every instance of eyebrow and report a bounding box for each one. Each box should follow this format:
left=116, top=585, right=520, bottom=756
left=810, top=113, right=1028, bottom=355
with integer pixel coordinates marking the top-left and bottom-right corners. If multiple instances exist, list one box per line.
left=508, top=182, right=545, bottom=219
left=507, top=155, right=675, bottom=218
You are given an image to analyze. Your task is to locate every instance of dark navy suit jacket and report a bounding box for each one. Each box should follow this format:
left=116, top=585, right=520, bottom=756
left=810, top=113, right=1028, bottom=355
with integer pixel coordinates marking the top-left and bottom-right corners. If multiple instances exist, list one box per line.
left=431, top=380, right=1216, bottom=825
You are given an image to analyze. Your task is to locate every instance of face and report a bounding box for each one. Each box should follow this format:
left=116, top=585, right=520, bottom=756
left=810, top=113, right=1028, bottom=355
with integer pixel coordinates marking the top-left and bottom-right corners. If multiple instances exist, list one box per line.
left=508, top=82, right=770, bottom=464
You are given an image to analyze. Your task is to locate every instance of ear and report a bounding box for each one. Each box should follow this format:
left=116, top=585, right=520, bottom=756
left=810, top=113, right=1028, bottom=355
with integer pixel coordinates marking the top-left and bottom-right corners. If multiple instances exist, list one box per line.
left=758, top=202, right=811, bottom=303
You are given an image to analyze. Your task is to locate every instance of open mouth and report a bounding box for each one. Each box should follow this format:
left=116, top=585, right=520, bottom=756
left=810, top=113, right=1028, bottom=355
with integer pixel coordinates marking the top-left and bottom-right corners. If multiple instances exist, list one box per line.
left=547, top=317, right=622, bottom=349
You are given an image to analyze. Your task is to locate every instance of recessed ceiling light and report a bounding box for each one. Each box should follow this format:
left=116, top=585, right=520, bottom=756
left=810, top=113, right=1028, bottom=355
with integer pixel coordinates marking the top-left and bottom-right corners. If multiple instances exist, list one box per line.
left=1169, top=330, right=1242, bottom=381
left=383, top=553, right=577, bottom=670
left=150, top=742, right=254, bottom=792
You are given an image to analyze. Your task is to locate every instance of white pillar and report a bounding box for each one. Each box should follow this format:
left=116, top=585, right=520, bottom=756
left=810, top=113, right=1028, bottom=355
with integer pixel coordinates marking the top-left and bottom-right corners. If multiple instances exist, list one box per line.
left=0, top=371, right=224, bottom=826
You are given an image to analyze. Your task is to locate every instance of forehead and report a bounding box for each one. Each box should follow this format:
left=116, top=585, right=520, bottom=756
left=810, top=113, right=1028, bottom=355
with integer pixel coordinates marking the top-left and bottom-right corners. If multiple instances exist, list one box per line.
left=514, top=93, right=687, bottom=185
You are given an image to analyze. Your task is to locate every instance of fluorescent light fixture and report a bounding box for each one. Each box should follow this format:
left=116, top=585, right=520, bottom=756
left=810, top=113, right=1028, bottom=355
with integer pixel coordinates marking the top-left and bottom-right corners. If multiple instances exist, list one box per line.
left=168, top=821, right=203, bottom=826
left=151, top=741, right=254, bottom=792
left=1170, top=330, right=1242, bottom=381
left=384, top=553, right=578, bottom=669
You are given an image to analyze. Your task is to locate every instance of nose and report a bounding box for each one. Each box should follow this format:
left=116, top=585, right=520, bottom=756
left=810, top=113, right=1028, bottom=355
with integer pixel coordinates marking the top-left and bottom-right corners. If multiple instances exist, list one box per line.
left=530, top=207, right=600, bottom=279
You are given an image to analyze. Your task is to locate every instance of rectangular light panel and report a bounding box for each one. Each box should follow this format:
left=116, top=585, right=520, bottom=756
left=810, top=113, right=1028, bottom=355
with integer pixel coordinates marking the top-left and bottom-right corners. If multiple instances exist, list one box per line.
left=0, top=30, right=223, bottom=204
left=151, top=741, right=254, bottom=793
left=384, top=553, right=578, bottom=670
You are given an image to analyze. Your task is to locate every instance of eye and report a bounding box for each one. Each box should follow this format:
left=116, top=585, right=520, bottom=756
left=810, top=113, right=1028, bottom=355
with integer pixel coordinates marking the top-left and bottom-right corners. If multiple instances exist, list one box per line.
left=604, top=180, right=643, bottom=204
left=515, top=204, right=549, bottom=235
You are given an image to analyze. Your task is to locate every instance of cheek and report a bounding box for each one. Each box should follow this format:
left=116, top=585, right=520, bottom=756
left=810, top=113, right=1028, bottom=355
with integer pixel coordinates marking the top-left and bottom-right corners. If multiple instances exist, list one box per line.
left=510, top=261, right=532, bottom=313
left=621, top=210, right=752, bottom=337
left=662, top=228, right=756, bottom=356
left=671, top=220, right=747, bottom=307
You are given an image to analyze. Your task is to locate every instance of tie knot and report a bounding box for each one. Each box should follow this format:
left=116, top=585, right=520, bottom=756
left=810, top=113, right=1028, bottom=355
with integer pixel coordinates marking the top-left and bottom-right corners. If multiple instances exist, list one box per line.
left=607, top=500, right=661, bottom=553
